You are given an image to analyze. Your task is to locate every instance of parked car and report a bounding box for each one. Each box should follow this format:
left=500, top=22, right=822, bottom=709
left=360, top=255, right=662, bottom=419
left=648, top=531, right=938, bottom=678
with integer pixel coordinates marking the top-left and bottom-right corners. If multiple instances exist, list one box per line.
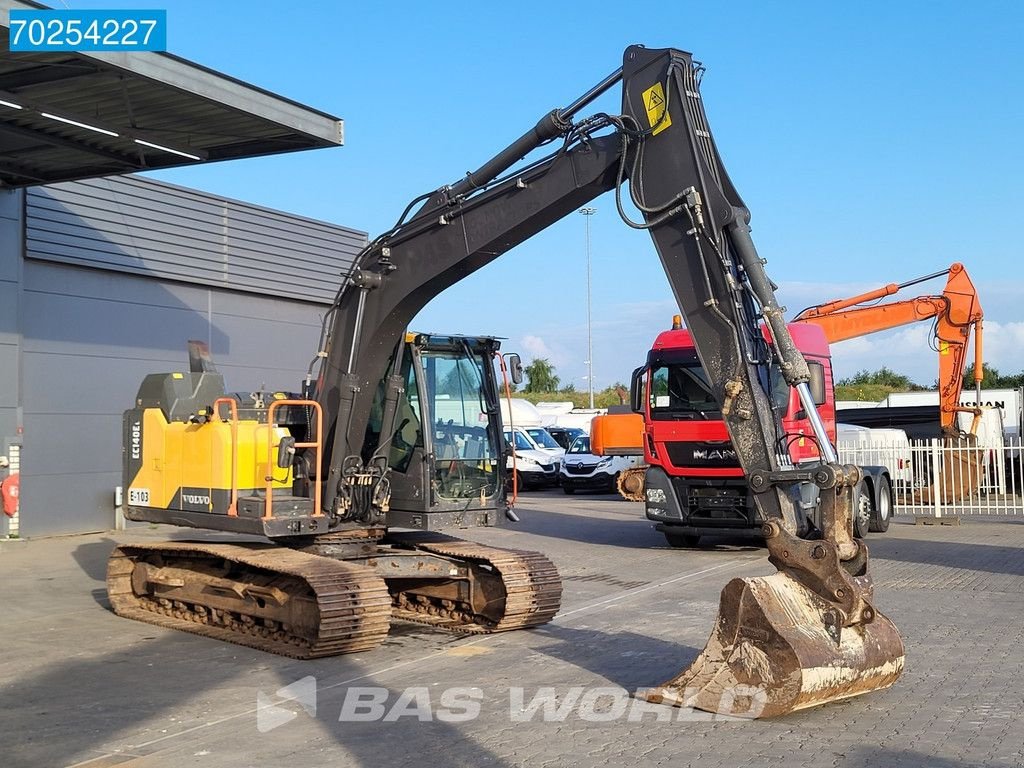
left=559, top=435, right=643, bottom=494
left=523, top=426, right=567, bottom=457
left=545, top=425, right=587, bottom=451
left=503, top=426, right=560, bottom=489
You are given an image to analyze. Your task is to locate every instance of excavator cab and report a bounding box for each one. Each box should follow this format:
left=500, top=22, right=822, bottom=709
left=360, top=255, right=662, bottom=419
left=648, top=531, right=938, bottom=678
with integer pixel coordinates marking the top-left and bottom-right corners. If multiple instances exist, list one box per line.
left=377, top=333, right=509, bottom=529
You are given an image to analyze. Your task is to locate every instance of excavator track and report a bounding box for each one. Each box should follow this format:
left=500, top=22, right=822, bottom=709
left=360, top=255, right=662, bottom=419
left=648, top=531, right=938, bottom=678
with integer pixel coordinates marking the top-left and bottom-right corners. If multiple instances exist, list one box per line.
left=385, top=533, right=562, bottom=634
left=107, top=542, right=391, bottom=659
left=617, top=466, right=646, bottom=502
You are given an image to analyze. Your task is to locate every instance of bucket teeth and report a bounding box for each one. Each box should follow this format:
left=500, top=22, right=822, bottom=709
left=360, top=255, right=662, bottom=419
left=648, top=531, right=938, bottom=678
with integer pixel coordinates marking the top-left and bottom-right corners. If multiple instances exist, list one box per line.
left=640, top=574, right=905, bottom=718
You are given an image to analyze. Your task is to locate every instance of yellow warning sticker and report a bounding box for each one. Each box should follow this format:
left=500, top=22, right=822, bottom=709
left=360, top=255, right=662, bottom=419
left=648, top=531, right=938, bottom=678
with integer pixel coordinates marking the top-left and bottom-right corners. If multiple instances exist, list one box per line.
left=642, top=82, right=671, bottom=136
left=939, top=340, right=950, bottom=356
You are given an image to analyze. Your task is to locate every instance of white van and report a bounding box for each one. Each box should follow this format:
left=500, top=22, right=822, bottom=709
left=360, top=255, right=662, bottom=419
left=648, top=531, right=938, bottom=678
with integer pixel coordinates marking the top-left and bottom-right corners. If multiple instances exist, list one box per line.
left=559, top=434, right=642, bottom=494
left=503, top=426, right=562, bottom=489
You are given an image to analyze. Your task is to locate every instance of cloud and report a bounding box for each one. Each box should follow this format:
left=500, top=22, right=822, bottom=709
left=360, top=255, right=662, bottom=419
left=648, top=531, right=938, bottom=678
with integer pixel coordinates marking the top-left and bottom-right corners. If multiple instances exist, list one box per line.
left=776, top=277, right=1024, bottom=386
left=977, top=320, right=1024, bottom=375
left=417, top=270, right=1021, bottom=393
left=519, top=334, right=554, bottom=361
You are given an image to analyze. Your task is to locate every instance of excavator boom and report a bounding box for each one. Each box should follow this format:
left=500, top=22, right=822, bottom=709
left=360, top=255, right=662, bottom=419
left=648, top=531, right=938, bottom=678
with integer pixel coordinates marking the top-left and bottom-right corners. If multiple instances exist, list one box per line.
left=795, top=262, right=984, bottom=434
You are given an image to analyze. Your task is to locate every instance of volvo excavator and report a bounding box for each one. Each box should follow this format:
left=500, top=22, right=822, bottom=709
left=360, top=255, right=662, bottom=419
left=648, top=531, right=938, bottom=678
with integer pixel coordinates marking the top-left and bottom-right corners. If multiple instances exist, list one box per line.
left=108, top=45, right=905, bottom=718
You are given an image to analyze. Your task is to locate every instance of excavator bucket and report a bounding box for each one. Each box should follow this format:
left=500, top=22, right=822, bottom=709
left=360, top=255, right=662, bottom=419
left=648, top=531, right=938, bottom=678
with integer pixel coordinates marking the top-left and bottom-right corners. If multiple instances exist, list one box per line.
left=917, top=436, right=984, bottom=504
left=640, top=573, right=904, bottom=718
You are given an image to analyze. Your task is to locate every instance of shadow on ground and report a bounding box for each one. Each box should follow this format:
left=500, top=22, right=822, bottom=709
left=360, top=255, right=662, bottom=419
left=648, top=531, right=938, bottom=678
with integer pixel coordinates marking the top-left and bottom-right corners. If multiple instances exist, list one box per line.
left=530, top=623, right=701, bottom=690
left=869, top=535, right=1024, bottom=577
left=3, top=624, right=514, bottom=768
left=844, top=746, right=1014, bottom=768
left=70, top=537, right=119, bottom=582
left=511, top=502, right=762, bottom=552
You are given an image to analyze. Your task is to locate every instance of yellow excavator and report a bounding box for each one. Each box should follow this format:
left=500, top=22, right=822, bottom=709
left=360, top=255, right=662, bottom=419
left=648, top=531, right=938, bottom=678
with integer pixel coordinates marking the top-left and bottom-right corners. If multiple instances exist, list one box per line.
left=109, top=45, right=904, bottom=717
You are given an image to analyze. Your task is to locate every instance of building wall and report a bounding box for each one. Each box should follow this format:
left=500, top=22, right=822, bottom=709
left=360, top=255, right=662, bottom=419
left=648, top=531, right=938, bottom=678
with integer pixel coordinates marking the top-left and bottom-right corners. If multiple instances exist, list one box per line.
left=0, top=190, right=21, bottom=443
left=0, top=190, right=22, bottom=538
left=9, top=176, right=365, bottom=537
left=25, top=175, right=364, bottom=302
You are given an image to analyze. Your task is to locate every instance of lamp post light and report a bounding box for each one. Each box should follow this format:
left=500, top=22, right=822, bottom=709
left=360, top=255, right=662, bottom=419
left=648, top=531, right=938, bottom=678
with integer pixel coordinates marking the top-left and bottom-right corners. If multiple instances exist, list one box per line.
left=579, top=207, right=596, bottom=409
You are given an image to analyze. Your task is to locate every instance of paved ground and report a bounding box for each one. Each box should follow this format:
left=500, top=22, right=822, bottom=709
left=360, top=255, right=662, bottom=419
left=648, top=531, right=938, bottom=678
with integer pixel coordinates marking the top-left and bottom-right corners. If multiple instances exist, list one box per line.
left=2, top=493, right=1023, bottom=768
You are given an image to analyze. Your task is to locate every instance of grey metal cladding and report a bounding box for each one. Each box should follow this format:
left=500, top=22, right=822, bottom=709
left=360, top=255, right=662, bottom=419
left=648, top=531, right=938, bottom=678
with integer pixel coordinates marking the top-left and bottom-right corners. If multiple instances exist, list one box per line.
left=25, top=175, right=366, bottom=303
left=18, top=257, right=334, bottom=536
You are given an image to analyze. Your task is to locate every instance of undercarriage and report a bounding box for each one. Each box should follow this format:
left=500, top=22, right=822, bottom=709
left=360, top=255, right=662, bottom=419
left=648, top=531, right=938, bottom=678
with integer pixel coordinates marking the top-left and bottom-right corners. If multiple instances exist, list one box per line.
left=107, top=531, right=562, bottom=658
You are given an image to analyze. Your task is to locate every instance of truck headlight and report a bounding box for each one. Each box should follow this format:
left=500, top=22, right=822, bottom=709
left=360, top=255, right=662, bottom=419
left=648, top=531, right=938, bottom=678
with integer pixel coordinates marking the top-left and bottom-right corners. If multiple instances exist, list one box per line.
left=646, top=488, right=667, bottom=503
left=516, top=455, right=538, bottom=466
left=597, top=457, right=612, bottom=468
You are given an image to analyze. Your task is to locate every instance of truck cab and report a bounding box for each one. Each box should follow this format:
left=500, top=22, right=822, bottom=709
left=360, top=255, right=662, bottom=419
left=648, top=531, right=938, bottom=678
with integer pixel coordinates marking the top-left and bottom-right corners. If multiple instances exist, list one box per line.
left=638, top=322, right=889, bottom=545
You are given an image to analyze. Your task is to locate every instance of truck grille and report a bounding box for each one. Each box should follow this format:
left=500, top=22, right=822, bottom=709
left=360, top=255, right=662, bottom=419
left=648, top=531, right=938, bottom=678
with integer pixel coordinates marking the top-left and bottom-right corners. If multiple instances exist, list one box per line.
left=563, top=463, right=597, bottom=475
left=665, top=441, right=740, bottom=468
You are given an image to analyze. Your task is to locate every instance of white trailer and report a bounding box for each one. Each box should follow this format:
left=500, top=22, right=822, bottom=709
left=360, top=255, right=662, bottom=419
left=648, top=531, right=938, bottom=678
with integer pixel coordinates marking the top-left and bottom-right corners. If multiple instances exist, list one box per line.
left=837, top=423, right=913, bottom=488
left=881, top=388, right=1022, bottom=441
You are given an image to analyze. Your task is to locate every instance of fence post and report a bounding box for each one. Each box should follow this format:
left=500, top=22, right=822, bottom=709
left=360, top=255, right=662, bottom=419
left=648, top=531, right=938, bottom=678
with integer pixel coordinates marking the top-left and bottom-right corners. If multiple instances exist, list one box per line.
left=931, top=439, right=942, bottom=519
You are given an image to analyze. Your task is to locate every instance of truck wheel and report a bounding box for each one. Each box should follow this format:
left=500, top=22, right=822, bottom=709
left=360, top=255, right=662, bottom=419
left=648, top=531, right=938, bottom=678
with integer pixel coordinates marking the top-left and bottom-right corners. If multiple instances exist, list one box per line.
left=515, top=472, right=531, bottom=492
left=869, top=476, right=893, bottom=533
left=853, top=482, right=872, bottom=539
left=562, top=485, right=575, bottom=495
left=664, top=531, right=701, bottom=548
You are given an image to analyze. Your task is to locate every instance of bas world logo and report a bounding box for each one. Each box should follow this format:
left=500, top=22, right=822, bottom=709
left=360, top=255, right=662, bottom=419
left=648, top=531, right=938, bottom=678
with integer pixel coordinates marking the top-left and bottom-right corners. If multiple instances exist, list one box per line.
left=256, top=676, right=317, bottom=733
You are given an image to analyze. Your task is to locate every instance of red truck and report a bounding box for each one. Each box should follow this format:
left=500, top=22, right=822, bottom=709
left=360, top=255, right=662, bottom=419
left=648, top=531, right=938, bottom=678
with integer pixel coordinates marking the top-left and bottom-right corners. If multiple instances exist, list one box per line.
left=594, top=319, right=893, bottom=547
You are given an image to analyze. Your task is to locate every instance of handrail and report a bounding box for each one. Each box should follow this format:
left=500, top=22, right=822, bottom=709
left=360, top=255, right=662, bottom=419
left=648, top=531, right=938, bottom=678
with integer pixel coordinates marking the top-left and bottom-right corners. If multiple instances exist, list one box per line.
left=264, top=399, right=323, bottom=520
left=212, top=397, right=239, bottom=517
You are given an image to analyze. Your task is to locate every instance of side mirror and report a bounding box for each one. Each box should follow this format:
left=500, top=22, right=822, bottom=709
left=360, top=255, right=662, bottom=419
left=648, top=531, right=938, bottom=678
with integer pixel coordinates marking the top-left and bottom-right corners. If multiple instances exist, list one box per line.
left=277, top=436, right=296, bottom=468
left=508, top=353, right=524, bottom=385
left=629, top=365, right=646, bottom=414
left=808, top=361, right=826, bottom=406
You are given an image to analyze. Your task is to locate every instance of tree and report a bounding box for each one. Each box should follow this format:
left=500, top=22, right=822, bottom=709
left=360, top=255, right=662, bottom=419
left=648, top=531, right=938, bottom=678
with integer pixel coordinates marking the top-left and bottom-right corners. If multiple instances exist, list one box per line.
left=962, top=362, right=1024, bottom=389
left=523, top=358, right=560, bottom=393
left=836, top=367, right=925, bottom=391
left=560, top=381, right=577, bottom=394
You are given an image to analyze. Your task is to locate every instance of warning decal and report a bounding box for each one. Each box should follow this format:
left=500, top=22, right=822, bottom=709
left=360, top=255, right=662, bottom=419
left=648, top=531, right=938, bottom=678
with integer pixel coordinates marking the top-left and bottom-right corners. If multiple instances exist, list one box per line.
left=642, top=82, right=671, bottom=136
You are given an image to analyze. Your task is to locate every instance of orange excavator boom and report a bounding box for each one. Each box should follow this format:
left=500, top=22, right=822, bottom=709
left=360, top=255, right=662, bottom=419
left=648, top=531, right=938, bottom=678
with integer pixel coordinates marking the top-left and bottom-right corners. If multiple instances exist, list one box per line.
left=794, top=263, right=983, bottom=435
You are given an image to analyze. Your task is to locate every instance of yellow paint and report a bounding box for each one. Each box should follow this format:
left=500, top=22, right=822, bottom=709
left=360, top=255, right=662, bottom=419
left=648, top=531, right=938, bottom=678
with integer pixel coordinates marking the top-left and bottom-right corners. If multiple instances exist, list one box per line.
left=128, top=408, right=293, bottom=512
left=642, top=82, right=671, bottom=136
left=446, top=644, right=492, bottom=657
left=939, top=340, right=950, bottom=355
left=171, top=373, right=184, bottom=379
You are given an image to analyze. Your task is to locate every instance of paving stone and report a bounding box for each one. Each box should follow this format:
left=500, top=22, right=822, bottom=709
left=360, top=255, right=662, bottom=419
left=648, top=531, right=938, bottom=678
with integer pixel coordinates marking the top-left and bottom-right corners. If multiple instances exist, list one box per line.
left=2, top=501, right=1022, bottom=767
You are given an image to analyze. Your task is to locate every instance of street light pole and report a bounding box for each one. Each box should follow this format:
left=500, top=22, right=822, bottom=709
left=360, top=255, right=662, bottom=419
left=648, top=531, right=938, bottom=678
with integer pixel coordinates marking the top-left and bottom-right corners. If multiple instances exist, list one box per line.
left=579, top=207, right=596, bottom=409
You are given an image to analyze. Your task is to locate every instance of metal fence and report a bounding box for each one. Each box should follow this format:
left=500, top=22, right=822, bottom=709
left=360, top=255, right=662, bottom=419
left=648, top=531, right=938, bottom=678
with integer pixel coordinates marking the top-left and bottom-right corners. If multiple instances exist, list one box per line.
left=838, top=438, right=1024, bottom=518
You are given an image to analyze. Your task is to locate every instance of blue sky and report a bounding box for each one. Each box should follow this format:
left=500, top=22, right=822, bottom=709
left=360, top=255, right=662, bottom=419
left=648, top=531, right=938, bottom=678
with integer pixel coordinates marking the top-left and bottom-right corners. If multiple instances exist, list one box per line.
left=55, top=1, right=1024, bottom=390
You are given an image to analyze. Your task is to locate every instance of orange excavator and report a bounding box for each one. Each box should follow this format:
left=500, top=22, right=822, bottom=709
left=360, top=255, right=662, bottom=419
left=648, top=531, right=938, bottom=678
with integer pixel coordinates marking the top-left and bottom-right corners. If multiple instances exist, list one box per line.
left=602, top=263, right=985, bottom=501
left=794, top=262, right=984, bottom=436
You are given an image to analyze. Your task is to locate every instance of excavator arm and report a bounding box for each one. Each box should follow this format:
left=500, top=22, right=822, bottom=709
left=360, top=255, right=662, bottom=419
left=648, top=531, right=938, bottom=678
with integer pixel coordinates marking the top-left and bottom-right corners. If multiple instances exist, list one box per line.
left=317, top=48, right=804, bottom=530
left=312, top=45, right=904, bottom=716
left=795, top=263, right=984, bottom=435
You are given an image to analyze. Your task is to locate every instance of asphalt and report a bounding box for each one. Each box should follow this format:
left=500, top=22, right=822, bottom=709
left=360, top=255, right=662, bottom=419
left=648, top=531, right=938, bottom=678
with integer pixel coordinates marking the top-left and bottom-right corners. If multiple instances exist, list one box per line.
left=2, top=492, right=1022, bottom=768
